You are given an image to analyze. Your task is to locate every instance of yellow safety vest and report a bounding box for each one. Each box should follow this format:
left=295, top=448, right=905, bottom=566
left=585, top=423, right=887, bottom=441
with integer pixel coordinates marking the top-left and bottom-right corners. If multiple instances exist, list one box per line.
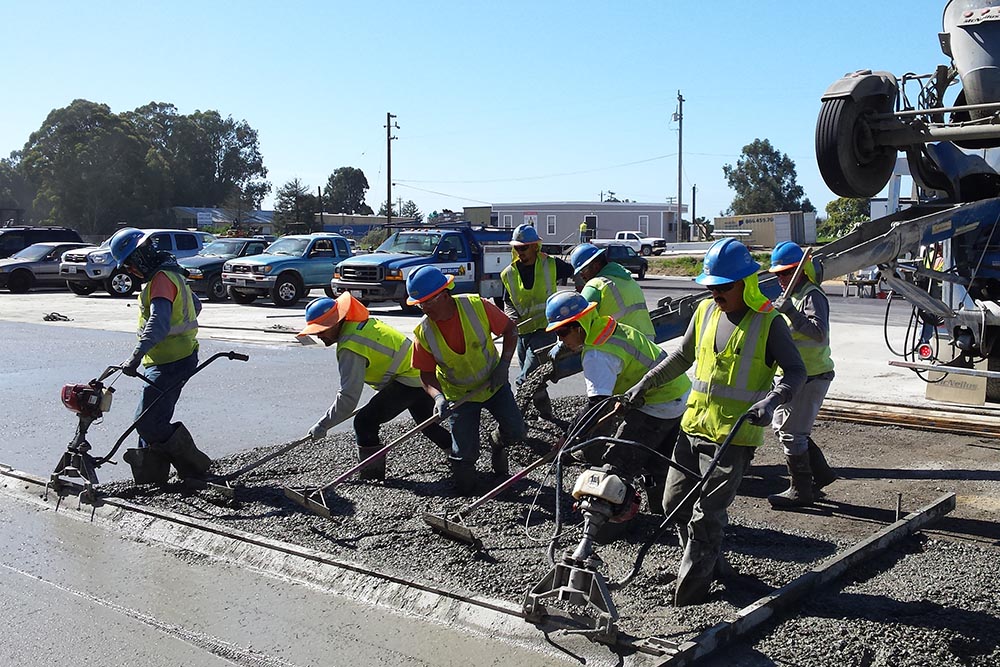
left=138, top=271, right=198, bottom=366
left=414, top=294, right=499, bottom=403
left=501, top=254, right=556, bottom=334
left=783, top=282, right=834, bottom=376
left=587, top=267, right=654, bottom=337
left=681, top=299, right=778, bottom=446
left=338, top=318, right=420, bottom=390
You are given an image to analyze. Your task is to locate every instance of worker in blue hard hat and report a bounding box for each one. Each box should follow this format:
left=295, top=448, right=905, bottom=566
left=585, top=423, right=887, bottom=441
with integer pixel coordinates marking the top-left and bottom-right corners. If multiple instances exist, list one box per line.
left=620, top=238, right=806, bottom=606
left=109, top=227, right=211, bottom=488
left=500, top=223, right=574, bottom=425
left=545, top=290, right=691, bottom=515
left=407, top=265, right=526, bottom=495
left=765, top=242, right=837, bottom=508
left=570, top=243, right=654, bottom=338
left=298, top=292, right=453, bottom=481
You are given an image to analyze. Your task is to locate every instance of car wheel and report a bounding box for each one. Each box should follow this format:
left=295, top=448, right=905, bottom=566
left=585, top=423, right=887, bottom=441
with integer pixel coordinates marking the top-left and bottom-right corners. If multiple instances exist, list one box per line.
left=206, top=274, right=228, bottom=302
left=229, top=288, right=257, bottom=305
left=640, top=246, right=652, bottom=256
left=816, top=95, right=896, bottom=198
left=105, top=269, right=137, bottom=297
left=271, top=275, right=302, bottom=307
left=637, top=265, right=647, bottom=280
left=7, top=270, right=32, bottom=293
left=66, top=281, right=97, bottom=296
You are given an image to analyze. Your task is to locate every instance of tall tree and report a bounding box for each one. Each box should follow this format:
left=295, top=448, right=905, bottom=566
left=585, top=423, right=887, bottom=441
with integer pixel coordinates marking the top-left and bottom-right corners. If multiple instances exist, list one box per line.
left=0, top=153, right=36, bottom=222
left=821, top=197, right=870, bottom=238
left=273, top=178, right=319, bottom=234
left=325, top=167, right=373, bottom=215
left=722, top=138, right=813, bottom=215
left=400, top=200, right=422, bottom=224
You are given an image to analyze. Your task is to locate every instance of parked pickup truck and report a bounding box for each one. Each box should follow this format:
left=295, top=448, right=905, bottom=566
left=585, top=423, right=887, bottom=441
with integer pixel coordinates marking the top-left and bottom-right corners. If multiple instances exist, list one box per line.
left=591, top=231, right=666, bottom=256
left=222, top=233, right=352, bottom=307
left=330, top=222, right=513, bottom=310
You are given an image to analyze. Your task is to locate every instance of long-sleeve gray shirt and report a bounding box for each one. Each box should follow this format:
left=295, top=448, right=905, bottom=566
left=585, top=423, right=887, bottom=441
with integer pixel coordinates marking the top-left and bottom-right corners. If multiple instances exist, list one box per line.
left=782, top=285, right=830, bottom=345
left=315, top=349, right=423, bottom=430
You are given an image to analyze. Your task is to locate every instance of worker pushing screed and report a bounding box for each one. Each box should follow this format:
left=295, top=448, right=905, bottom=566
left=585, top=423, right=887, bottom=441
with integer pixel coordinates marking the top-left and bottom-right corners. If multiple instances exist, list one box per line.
left=298, top=292, right=453, bottom=480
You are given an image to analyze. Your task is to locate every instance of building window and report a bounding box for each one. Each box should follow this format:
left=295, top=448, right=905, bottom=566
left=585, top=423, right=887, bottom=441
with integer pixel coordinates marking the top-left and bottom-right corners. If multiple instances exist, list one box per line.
left=638, top=215, right=649, bottom=235
left=667, top=221, right=676, bottom=234
left=502, top=214, right=513, bottom=228
left=546, top=215, right=556, bottom=236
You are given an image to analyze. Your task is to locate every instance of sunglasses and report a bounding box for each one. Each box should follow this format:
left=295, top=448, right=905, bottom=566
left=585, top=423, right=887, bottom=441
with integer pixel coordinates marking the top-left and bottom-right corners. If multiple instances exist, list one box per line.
left=513, top=246, right=534, bottom=254
left=775, top=267, right=796, bottom=277
left=555, top=326, right=576, bottom=338
left=707, top=282, right=737, bottom=294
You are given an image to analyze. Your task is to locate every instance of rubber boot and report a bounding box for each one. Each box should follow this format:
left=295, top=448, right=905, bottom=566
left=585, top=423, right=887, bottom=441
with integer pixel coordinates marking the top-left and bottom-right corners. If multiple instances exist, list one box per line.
left=488, top=428, right=509, bottom=477
left=357, top=445, right=386, bottom=481
left=532, top=389, right=569, bottom=430
left=449, top=459, right=478, bottom=496
left=807, top=437, right=838, bottom=493
left=644, top=473, right=667, bottom=516
left=674, top=537, right=718, bottom=606
left=767, top=453, right=815, bottom=509
left=162, top=422, right=211, bottom=484
left=123, top=447, right=171, bottom=485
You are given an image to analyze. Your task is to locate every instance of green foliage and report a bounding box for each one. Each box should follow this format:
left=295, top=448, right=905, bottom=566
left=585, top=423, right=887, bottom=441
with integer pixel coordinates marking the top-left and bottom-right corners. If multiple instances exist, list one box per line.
left=273, top=178, right=319, bottom=235
left=722, top=139, right=811, bottom=215
left=648, top=251, right=771, bottom=277
left=359, top=227, right=390, bottom=251
left=325, top=167, right=373, bottom=215
left=401, top=200, right=422, bottom=223
left=820, top=197, right=870, bottom=239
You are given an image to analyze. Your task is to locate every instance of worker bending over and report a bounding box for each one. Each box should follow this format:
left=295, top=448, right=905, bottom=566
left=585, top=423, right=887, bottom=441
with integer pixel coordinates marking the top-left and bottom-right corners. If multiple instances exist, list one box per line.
left=624, top=239, right=806, bottom=606
left=570, top=243, right=655, bottom=338
left=298, top=293, right=452, bottom=480
left=407, top=266, right=527, bottom=495
left=766, top=242, right=837, bottom=508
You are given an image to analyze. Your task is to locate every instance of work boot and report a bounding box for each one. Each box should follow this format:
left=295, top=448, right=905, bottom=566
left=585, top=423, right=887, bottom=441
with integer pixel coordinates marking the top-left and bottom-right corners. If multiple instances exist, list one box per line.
left=489, top=428, right=509, bottom=477
left=449, top=459, right=478, bottom=496
left=643, top=473, right=667, bottom=516
left=768, top=453, right=815, bottom=509
left=807, top=437, right=838, bottom=493
left=532, top=389, right=569, bottom=430
left=123, top=447, right=171, bottom=485
left=674, top=537, right=718, bottom=606
left=162, top=422, right=211, bottom=483
left=357, top=445, right=387, bottom=481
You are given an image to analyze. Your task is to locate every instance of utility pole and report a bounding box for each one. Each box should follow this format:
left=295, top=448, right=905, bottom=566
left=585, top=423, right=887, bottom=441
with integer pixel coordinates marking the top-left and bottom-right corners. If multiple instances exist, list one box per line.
left=386, top=112, right=399, bottom=225
left=673, top=90, right=684, bottom=242
left=691, top=185, right=698, bottom=241
left=396, top=197, right=403, bottom=219
left=317, top=186, right=323, bottom=231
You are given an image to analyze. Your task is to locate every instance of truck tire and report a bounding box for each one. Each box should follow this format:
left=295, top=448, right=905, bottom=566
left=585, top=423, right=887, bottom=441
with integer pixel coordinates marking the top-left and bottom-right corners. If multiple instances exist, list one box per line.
left=66, top=281, right=96, bottom=296
left=640, top=245, right=652, bottom=256
left=816, top=95, right=896, bottom=198
left=324, top=285, right=337, bottom=298
left=637, top=265, right=647, bottom=280
left=229, top=288, right=257, bottom=304
left=271, top=274, right=303, bottom=307
left=206, top=274, right=228, bottom=302
left=105, top=269, right=137, bottom=297
left=6, top=269, right=32, bottom=293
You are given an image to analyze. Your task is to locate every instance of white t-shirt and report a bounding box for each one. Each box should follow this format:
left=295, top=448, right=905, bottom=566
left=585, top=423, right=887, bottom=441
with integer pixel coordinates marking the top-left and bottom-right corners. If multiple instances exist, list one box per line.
left=583, top=349, right=689, bottom=420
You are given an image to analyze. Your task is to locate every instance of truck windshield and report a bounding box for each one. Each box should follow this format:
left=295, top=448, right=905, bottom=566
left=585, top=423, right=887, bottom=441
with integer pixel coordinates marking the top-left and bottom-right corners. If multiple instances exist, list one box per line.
left=376, top=232, right=441, bottom=256
left=264, top=238, right=309, bottom=256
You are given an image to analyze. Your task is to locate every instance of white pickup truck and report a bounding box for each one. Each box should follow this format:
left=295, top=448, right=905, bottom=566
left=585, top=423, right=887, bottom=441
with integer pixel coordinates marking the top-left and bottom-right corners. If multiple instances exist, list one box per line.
left=591, top=231, right=666, bottom=256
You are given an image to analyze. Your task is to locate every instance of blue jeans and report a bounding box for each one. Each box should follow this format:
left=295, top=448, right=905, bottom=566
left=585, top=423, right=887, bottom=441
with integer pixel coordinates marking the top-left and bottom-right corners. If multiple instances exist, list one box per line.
left=447, top=383, right=527, bottom=463
left=134, top=351, right=198, bottom=447
left=516, top=329, right=557, bottom=387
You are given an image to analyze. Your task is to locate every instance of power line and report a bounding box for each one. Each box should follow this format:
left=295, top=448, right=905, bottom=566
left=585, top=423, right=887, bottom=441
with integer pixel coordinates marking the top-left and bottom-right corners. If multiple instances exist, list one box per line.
left=393, top=182, right=494, bottom=205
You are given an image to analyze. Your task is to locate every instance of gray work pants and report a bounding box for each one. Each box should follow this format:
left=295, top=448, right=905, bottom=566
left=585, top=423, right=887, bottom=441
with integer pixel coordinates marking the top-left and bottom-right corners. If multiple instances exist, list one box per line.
left=662, top=431, right=756, bottom=606
left=771, top=373, right=833, bottom=456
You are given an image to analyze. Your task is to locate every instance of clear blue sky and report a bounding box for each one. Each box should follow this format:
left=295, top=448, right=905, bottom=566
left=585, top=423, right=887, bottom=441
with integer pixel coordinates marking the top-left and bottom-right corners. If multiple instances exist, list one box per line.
left=1, top=1, right=946, bottom=220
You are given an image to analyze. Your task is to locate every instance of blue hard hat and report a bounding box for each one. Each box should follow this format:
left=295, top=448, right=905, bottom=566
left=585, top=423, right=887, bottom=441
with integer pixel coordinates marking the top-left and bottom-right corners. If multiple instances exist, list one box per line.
left=544, top=290, right=597, bottom=331
left=406, top=265, right=455, bottom=305
left=768, top=241, right=804, bottom=273
left=569, top=243, right=605, bottom=274
left=109, top=227, right=146, bottom=268
left=696, top=238, right=759, bottom=286
left=510, top=224, right=541, bottom=246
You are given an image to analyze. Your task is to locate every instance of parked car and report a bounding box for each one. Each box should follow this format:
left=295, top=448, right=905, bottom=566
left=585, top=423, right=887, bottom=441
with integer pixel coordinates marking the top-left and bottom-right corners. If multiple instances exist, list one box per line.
left=0, top=241, right=90, bottom=292
left=603, top=243, right=648, bottom=279
left=61, top=229, right=215, bottom=297
left=0, top=226, right=83, bottom=258
left=179, top=237, right=269, bottom=301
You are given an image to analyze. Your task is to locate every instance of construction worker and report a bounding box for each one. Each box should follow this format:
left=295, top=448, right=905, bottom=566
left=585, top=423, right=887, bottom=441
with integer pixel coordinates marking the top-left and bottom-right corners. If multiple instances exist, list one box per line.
left=500, top=224, right=574, bottom=423
left=298, top=293, right=453, bottom=480
left=579, top=220, right=589, bottom=244
left=110, top=227, right=212, bottom=488
left=544, top=291, right=691, bottom=514
left=570, top=243, right=655, bottom=338
left=407, top=265, right=526, bottom=494
left=766, top=242, right=837, bottom=508
left=621, top=238, right=806, bottom=606
left=918, top=242, right=946, bottom=346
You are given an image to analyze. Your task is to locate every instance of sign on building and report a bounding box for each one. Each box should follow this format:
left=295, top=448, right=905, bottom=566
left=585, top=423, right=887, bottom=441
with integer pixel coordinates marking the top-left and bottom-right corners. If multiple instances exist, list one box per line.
left=196, top=211, right=213, bottom=228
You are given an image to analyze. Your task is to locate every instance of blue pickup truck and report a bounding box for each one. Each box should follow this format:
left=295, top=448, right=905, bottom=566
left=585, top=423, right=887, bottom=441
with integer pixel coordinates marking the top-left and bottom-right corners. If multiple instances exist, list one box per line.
left=221, top=233, right=352, bottom=307
left=329, top=223, right=513, bottom=309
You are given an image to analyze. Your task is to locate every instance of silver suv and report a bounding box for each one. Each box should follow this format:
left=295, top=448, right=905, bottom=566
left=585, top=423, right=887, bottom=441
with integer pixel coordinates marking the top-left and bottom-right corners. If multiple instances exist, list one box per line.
left=60, top=229, right=215, bottom=297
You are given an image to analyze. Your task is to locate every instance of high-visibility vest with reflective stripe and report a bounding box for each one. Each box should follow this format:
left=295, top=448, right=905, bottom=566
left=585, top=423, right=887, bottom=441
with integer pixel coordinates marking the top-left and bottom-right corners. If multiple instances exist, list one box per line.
left=584, top=319, right=690, bottom=405
left=501, top=254, right=556, bottom=334
left=138, top=270, right=198, bottom=366
left=338, top=318, right=420, bottom=390
left=587, top=268, right=654, bottom=337
left=414, top=294, right=499, bottom=403
left=681, top=299, right=778, bottom=446
left=784, top=282, right=834, bottom=376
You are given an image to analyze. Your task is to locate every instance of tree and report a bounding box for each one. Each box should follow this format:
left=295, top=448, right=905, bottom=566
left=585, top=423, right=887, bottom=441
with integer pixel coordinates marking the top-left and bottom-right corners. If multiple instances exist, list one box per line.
left=722, top=138, right=811, bottom=215
left=376, top=201, right=398, bottom=217
left=325, top=167, right=373, bottom=215
left=273, top=178, right=319, bottom=234
left=400, top=200, right=422, bottom=224
left=0, top=153, right=35, bottom=222
left=821, top=197, right=870, bottom=239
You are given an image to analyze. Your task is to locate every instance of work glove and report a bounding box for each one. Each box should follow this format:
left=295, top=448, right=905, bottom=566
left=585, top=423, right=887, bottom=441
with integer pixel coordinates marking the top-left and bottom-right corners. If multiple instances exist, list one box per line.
left=308, top=421, right=329, bottom=440
left=432, top=393, right=451, bottom=420
left=772, top=297, right=795, bottom=315
left=489, top=358, right=511, bottom=392
left=121, top=355, right=142, bottom=377
left=621, top=377, right=651, bottom=410
left=747, top=392, right=783, bottom=427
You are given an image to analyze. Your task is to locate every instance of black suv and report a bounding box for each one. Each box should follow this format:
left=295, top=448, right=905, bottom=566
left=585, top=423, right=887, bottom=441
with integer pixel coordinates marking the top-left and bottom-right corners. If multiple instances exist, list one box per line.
left=0, top=226, right=83, bottom=258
